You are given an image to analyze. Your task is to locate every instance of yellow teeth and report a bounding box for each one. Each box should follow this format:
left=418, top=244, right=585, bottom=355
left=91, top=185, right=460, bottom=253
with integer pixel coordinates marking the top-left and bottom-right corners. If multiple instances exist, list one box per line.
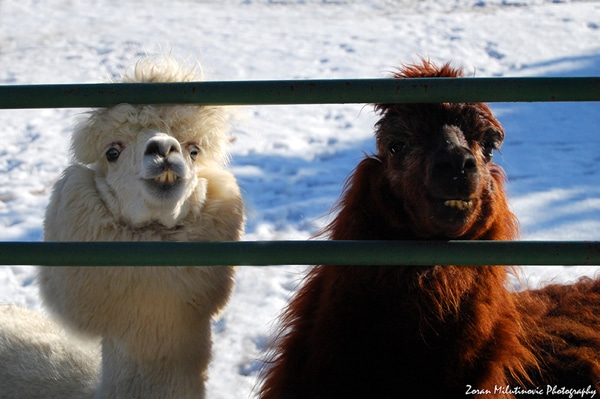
left=444, top=199, right=473, bottom=210
left=154, top=170, right=178, bottom=184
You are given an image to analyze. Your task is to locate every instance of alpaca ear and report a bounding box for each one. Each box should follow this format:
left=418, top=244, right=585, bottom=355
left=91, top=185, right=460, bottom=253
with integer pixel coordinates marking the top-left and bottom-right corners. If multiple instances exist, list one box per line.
left=485, top=126, right=504, bottom=146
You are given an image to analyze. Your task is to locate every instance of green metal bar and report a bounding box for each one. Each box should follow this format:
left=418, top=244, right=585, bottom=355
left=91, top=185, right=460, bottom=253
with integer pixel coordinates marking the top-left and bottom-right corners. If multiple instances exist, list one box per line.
left=1, top=241, right=599, bottom=266
left=0, top=77, right=598, bottom=109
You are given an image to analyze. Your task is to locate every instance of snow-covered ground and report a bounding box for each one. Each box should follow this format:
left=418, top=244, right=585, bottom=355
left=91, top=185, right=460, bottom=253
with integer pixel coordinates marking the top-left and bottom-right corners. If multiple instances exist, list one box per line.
left=0, top=0, right=599, bottom=398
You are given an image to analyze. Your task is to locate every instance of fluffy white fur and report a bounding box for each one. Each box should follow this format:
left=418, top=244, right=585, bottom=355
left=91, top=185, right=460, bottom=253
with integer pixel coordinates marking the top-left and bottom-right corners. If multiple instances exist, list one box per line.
left=0, top=304, right=99, bottom=399
left=0, top=56, right=244, bottom=399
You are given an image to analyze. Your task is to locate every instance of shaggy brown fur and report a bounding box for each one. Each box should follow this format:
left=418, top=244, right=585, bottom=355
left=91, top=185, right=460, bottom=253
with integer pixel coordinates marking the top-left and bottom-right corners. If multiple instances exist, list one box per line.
left=259, top=60, right=600, bottom=399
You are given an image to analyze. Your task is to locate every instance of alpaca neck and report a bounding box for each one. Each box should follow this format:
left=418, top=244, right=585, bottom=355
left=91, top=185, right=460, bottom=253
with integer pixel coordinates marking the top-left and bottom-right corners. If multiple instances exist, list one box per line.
left=95, top=317, right=211, bottom=399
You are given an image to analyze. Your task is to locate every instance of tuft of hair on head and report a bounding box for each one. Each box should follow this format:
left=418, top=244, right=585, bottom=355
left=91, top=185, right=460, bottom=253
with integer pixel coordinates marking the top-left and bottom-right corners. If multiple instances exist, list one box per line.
left=393, top=58, right=463, bottom=79
left=375, top=59, right=463, bottom=116
left=121, top=54, right=204, bottom=84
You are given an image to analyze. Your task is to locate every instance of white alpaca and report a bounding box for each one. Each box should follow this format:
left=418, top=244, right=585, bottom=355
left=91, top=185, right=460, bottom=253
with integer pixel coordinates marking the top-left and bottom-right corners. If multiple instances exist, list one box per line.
left=0, top=56, right=244, bottom=399
left=0, top=304, right=100, bottom=399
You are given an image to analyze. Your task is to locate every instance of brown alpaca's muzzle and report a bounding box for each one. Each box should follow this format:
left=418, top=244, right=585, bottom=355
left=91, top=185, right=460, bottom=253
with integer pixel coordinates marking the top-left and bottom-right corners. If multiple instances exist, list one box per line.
left=429, top=125, right=480, bottom=200
left=423, top=125, right=483, bottom=237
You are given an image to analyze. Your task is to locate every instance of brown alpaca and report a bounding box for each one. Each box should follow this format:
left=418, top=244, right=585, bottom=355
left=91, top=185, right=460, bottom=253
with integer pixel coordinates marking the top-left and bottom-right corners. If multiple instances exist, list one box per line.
left=259, top=60, right=600, bottom=399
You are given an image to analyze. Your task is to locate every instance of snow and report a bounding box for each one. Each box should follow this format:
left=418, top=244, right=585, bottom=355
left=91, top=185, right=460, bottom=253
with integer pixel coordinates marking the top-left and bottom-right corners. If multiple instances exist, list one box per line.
left=0, top=0, right=599, bottom=397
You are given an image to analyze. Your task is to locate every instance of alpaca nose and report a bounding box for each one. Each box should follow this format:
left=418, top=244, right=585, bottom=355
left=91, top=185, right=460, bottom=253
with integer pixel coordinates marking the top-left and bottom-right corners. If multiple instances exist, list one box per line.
left=144, top=135, right=181, bottom=158
left=430, top=125, right=479, bottom=196
left=433, top=125, right=478, bottom=177
left=433, top=147, right=478, bottom=177
left=430, top=147, right=479, bottom=198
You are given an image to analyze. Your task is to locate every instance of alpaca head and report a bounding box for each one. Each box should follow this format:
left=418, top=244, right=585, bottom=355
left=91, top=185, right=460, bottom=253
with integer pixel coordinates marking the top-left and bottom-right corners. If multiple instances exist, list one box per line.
left=70, top=56, right=232, bottom=228
left=373, top=60, right=513, bottom=239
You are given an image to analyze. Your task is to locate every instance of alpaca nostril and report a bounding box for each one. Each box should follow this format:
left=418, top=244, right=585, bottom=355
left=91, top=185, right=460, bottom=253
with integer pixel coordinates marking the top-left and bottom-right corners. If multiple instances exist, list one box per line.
left=145, top=141, right=161, bottom=157
left=144, top=137, right=181, bottom=158
left=463, top=154, right=477, bottom=173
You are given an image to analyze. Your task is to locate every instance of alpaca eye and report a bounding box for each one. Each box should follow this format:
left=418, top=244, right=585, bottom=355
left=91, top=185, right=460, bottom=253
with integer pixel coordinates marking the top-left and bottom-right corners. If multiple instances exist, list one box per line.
left=389, top=142, right=406, bottom=156
left=188, top=145, right=201, bottom=161
left=483, top=143, right=495, bottom=160
left=106, top=147, right=121, bottom=162
left=482, top=138, right=503, bottom=161
left=481, top=129, right=503, bottom=162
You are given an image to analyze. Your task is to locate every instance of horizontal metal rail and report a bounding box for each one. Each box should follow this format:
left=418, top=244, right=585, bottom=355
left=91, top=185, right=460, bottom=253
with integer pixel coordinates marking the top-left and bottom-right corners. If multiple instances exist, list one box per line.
left=1, top=241, right=599, bottom=266
left=0, top=78, right=598, bottom=268
left=0, top=77, right=598, bottom=109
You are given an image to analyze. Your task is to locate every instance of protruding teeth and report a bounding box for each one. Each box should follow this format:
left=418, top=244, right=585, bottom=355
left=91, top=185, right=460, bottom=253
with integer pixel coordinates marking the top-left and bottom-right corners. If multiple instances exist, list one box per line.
left=154, top=170, right=178, bottom=184
left=444, top=199, right=472, bottom=210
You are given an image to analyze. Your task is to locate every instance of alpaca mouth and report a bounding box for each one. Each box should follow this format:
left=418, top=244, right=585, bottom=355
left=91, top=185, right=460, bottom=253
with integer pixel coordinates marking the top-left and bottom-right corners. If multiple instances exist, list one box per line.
left=428, top=197, right=478, bottom=237
left=143, top=169, right=184, bottom=199
left=425, top=197, right=477, bottom=234
left=443, top=199, right=473, bottom=210
left=154, top=170, right=180, bottom=184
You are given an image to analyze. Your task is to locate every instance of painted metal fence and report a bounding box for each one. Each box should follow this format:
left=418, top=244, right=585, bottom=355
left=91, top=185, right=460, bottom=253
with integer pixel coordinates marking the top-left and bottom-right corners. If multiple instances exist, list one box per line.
left=0, top=77, right=599, bottom=266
